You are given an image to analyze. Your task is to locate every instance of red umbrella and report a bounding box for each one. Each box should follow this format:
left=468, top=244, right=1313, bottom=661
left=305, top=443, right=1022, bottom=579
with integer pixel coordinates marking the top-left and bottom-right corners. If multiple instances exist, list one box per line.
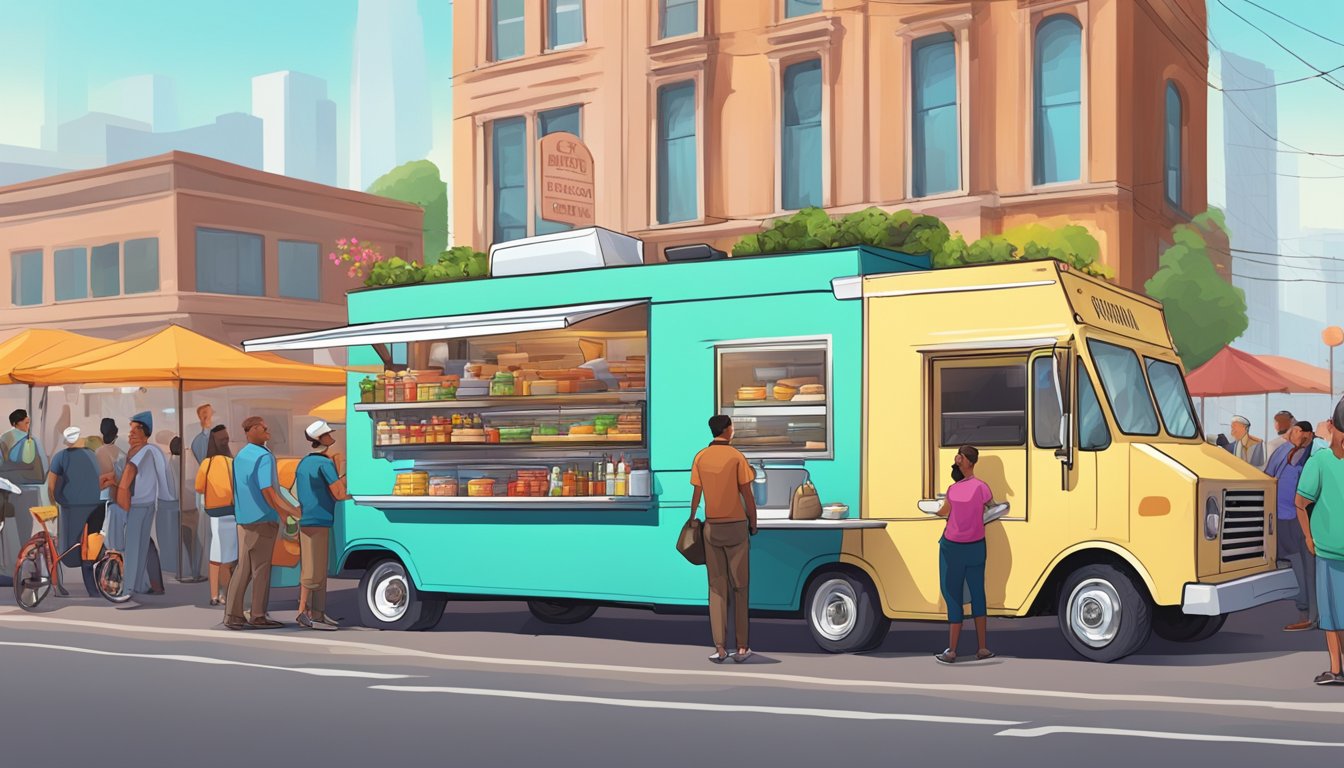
left=1186, top=346, right=1298, bottom=397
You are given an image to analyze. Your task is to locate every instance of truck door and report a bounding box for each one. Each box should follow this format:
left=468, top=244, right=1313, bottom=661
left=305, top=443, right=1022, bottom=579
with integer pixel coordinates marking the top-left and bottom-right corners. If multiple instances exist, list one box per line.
left=930, top=356, right=1029, bottom=610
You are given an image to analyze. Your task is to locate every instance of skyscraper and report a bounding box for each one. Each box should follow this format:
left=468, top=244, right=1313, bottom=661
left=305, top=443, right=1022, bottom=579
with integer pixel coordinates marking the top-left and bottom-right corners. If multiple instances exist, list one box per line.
left=349, top=0, right=432, bottom=191
left=252, top=71, right=338, bottom=185
left=1222, top=52, right=1279, bottom=355
left=91, top=75, right=179, bottom=132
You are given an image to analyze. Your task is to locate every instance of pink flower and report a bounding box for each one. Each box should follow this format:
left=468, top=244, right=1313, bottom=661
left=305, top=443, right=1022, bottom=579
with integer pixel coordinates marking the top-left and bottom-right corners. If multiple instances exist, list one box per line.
left=350, top=238, right=359, bottom=246
left=336, top=238, right=348, bottom=247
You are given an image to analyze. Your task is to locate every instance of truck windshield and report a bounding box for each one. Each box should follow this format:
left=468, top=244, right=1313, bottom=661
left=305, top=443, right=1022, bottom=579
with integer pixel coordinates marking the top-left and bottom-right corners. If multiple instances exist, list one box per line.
left=1087, top=340, right=1160, bottom=436
left=1144, top=357, right=1199, bottom=438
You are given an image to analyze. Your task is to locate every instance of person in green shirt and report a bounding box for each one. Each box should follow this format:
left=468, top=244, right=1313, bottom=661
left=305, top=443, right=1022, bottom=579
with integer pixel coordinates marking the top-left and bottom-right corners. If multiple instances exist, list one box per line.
left=1295, top=399, right=1344, bottom=686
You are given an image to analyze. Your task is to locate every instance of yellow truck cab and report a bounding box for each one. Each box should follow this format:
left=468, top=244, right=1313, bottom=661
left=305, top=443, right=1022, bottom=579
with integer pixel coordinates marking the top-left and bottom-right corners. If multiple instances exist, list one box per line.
left=851, top=259, right=1296, bottom=661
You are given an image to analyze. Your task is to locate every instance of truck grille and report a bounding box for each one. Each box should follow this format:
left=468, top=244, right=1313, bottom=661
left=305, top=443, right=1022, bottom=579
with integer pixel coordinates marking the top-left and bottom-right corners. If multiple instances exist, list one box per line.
left=1222, top=489, right=1267, bottom=564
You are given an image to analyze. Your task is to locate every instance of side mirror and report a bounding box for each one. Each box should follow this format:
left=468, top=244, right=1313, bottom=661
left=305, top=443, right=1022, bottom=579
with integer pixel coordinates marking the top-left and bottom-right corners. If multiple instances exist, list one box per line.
left=1052, top=348, right=1076, bottom=489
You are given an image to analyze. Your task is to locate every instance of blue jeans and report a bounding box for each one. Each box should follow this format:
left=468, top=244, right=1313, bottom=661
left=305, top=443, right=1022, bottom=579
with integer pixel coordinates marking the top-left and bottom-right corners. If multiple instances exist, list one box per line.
left=123, top=504, right=155, bottom=594
left=939, top=537, right=987, bottom=623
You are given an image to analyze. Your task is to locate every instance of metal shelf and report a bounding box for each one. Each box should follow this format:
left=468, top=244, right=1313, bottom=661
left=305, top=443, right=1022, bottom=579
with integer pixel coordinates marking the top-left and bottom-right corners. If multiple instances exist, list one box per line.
left=374, top=445, right=646, bottom=462
left=355, top=392, right=648, bottom=412
left=353, top=494, right=654, bottom=511
left=721, top=405, right=828, bottom=417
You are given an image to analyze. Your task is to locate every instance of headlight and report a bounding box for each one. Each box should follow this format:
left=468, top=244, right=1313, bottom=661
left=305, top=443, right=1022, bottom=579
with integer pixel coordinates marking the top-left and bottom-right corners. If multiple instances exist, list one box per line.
left=1204, top=496, right=1221, bottom=540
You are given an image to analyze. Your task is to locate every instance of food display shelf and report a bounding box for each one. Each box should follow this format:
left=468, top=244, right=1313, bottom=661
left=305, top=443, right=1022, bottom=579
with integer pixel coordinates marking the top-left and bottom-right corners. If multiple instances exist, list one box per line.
left=373, top=446, right=645, bottom=461
left=355, top=392, right=648, bottom=412
left=720, top=405, right=828, bottom=417
left=354, top=494, right=655, bottom=510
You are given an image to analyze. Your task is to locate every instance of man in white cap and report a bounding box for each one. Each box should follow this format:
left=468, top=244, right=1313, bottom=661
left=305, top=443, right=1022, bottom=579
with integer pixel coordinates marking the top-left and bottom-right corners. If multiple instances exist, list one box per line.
left=294, top=419, right=348, bottom=630
left=1229, top=415, right=1266, bottom=470
left=47, top=426, right=103, bottom=596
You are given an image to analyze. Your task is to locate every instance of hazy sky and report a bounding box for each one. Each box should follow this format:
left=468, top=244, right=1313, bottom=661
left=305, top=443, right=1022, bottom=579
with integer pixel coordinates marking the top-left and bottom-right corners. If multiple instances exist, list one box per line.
left=0, top=0, right=454, bottom=184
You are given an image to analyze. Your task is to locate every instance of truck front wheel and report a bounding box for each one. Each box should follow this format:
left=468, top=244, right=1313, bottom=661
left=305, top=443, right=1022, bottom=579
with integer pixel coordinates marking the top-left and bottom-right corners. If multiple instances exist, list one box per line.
left=357, top=558, right=446, bottom=631
left=805, top=572, right=891, bottom=653
left=1152, top=606, right=1227, bottom=642
left=1056, top=564, right=1153, bottom=662
left=527, top=600, right=598, bottom=624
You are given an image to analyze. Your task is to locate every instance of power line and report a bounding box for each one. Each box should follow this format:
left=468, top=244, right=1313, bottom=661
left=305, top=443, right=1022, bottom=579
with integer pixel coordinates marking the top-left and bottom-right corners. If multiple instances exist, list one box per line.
left=1231, top=272, right=1344, bottom=284
left=1239, top=0, right=1344, bottom=50
left=1230, top=247, right=1344, bottom=262
left=1231, top=253, right=1344, bottom=272
left=1218, top=0, right=1344, bottom=91
left=1220, top=65, right=1344, bottom=91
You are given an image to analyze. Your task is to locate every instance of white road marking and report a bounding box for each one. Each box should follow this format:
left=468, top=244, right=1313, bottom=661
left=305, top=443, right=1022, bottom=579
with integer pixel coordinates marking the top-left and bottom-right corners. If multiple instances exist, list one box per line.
left=1, top=615, right=1339, bottom=715
left=997, top=725, right=1344, bottom=748
left=0, top=640, right=414, bottom=680
left=369, top=684, right=1025, bottom=725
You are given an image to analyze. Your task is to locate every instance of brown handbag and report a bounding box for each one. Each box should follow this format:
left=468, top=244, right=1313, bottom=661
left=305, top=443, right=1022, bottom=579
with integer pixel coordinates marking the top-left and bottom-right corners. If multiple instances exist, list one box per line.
left=790, top=480, right=823, bottom=520
left=677, top=518, right=706, bottom=565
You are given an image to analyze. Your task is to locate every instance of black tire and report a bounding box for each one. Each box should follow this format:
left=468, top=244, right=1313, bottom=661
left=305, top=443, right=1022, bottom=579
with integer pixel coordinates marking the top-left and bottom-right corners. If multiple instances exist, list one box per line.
left=14, top=538, right=53, bottom=611
left=527, top=599, right=599, bottom=625
left=357, top=558, right=444, bottom=631
left=95, top=553, right=132, bottom=604
left=1056, top=564, right=1153, bottom=662
left=1152, top=607, right=1227, bottom=642
left=805, top=571, right=891, bottom=653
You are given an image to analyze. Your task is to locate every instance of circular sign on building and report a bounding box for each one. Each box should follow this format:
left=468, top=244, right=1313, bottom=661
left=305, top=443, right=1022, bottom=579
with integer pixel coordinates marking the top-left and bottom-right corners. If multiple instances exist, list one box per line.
left=538, top=132, right=596, bottom=228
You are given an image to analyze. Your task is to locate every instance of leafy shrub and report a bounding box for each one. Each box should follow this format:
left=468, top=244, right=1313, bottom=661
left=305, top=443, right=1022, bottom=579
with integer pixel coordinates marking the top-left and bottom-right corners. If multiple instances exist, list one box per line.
left=732, top=207, right=951, bottom=257
left=362, top=245, right=489, bottom=289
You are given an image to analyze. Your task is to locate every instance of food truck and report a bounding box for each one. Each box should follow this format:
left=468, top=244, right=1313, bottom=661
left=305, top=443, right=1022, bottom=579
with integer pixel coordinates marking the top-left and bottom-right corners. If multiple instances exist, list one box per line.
left=245, top=228, right=1297, bottom=662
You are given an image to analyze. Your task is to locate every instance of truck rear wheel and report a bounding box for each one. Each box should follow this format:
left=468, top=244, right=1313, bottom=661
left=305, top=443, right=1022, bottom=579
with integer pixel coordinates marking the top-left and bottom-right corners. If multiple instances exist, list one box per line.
left=527, top=600, right=599, bottom=625
left=1152, top=607, right=1226, bottom=642
left=357, top=558, right=445, bottom=631
left=1056, top=564, right=1152, bottom=662
left=805, top=572, right=891, bottom=653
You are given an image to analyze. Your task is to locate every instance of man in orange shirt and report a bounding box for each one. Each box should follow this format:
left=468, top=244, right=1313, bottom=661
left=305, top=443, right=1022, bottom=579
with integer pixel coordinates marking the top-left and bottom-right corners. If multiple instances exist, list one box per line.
left=690, top=415, right=758, bottom=663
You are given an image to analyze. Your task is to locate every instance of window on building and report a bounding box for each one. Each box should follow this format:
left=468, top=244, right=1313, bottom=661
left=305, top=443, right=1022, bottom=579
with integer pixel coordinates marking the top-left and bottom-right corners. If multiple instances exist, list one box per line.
left=785, top=0, right=822, bottom=18
left=54, top=247, right=88, bottom=302
left=11, top=250, right=42, bottom=306
left=657, top=81, right=698, bottom=224
left=492, top=0, right=526, bottom=61
left=278, top=240, right=320, bottom=301
left=196, top=228, right=264, bottom=297
left=912, top=32, right=958, bottom=197
left=91, top=242, right=120, bottom=298
left=660, top=0, right=697, bottom=38
left=1164, top=81, right=1183, bottom=209
left=1033, top=14, right=1082, bottom=185
left=492, top=117, right=529, bottom=244
left=547, top=0, right=584, bottom=49
left=124, top=238, right=159, bottom=294
left=781, top=58, right=823, bottom=211
left=536, top=106, right=582, bottom=236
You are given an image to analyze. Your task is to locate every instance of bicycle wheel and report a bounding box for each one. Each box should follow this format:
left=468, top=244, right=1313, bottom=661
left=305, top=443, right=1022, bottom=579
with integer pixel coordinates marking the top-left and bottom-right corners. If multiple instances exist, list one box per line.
left=94, top=552, right=131, bottom=604
left=14, top=536, right=54, bottom=611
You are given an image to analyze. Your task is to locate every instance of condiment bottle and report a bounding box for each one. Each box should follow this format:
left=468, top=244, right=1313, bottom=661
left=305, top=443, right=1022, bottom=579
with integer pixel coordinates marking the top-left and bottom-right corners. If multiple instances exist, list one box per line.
left=403, top=371, right=418, bottom=402
left=549, top=467, right=563, bottom=496
left=616, top=456, right=627, bottom=496
left=562, top=466, right=576, bottom=497
left=605, top=457, right=615, bottom=495
left=383, top=371, right=397, bottom=403
left=577, top=471, right=588, bottom=497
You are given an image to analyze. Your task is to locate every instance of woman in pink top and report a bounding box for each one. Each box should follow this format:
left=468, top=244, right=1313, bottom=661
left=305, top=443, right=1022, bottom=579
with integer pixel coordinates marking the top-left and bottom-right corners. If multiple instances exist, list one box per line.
left=935, top=445, right=996, bottom=664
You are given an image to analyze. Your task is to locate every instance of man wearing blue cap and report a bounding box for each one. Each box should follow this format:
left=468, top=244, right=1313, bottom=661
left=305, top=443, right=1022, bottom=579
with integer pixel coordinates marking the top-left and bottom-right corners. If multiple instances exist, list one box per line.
left=115, top=411, right=173, bottom=596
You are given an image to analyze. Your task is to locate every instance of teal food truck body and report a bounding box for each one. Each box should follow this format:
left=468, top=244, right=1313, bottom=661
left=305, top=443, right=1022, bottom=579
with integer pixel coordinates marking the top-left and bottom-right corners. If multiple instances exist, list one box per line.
left=248, top=232, right=924, bottom=649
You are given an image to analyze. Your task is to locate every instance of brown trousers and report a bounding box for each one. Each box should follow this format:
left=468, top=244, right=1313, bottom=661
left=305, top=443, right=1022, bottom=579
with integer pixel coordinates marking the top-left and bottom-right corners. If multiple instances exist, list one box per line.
left=705, top=519, right=751, bottom=649
left=299, top=527, right=330, bottom=617
left=225, top=521, right=278, bottom=622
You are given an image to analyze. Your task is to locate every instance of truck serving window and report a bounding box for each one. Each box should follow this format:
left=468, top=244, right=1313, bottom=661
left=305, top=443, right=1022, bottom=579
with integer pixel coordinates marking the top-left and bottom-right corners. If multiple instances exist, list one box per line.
left=1144, top=357, right=1198, bottom=439
left=715, top=340, right=830, bottom=456
left=1077, top=360, right=1111, bottom=451
left=939, top=364, right=1026, bottom=447
left=1086, top=340, right=1159, bottom=437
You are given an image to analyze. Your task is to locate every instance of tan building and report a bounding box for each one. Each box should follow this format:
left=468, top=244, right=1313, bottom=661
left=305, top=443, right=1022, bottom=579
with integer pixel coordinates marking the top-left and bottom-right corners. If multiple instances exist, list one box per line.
left=0, top=151, right=424, bottom=352
left=452, top=0, right=1208, bottom=291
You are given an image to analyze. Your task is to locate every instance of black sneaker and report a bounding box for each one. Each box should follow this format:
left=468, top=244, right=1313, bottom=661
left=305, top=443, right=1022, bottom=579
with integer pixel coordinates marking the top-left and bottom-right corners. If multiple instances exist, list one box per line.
left=1313, top=671, right=1340, bottom=685
left=297, top=613, right=335, bottom=632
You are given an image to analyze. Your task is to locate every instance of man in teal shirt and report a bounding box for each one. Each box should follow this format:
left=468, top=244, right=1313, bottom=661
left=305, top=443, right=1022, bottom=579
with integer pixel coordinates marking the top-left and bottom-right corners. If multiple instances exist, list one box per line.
left=224, top=416, right=300, bottom=631
left=1296, top=400, right=1344, bottom=686
left=294, top=420, right=348, bottom=630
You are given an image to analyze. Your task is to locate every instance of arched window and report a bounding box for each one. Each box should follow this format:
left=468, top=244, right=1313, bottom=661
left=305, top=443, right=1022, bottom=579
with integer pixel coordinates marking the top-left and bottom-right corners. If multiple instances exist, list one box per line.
left=1033, top=15, right=1082, bottom=185
left=1164, top=81, right=1183, bottom=208
left=912, top=32, right=959, bottom=197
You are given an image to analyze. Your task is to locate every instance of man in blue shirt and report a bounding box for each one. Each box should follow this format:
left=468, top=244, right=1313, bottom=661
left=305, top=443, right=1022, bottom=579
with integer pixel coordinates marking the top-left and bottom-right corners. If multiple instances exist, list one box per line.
left=295, top=420, right=349, bottom=631
left=1267, top=421, right=1317, bottom=631
left=224, top=416, right=300, bottom=631
left=48, top=427, right=103, bottom=597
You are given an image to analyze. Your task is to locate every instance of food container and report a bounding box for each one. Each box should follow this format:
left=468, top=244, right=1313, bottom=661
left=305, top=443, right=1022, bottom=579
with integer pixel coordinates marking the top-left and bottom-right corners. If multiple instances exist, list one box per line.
left=485, top=427, right=501, bottom=443
left=429, top=477, right=458, bottom=497
left=467, top=478, right=496, bottom=497
left=821, top=503, right=849, bottom=520
left=499, top=427, right=533, bottom=443
left=628, top=469, right=651, bottom=497
left=490, top=372, right=516, bottom=397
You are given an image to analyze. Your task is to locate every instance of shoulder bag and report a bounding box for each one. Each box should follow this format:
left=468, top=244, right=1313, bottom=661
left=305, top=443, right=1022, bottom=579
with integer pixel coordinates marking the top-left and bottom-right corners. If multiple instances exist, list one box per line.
left=203, top=457, right=235, bottom=518
left=790, top=479, right=822, bottom=520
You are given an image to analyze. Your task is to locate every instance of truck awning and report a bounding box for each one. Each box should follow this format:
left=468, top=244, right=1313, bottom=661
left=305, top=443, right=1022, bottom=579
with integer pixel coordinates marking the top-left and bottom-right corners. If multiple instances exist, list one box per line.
left=242, top=300, right=646, bottom=352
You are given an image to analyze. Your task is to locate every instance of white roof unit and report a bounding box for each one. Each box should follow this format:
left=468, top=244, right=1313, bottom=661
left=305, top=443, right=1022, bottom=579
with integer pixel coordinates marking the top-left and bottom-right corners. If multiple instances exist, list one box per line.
left=488, top=227, right=643, bottom=277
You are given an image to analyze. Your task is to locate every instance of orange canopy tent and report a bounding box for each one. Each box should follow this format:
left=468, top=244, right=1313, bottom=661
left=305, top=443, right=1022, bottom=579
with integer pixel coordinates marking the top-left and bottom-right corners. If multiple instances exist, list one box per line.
left=1255, top=355, right=1331, bottom=396
left=0, top=329, right=108, bottom=385
left=308, top=395, right=346, bottom=423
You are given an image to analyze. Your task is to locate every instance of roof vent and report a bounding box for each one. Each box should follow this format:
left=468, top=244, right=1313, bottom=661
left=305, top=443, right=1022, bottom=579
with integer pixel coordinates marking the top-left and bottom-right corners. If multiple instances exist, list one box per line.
left=664, top=243, right=726, bottom=262
left=489, top=227, right=644, bottom=277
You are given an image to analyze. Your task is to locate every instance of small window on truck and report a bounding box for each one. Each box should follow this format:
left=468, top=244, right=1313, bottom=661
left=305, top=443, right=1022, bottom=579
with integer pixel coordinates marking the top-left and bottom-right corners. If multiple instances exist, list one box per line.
left=1077, top=360, right=1111, bottom=451
left=1144, top=357, right=1198, bottom=439
left=1032, top=357, right=1063, bottom=449
left=939, top=364, right=1027, bottom=447
left=1087, top=340, right=1160, bottom=437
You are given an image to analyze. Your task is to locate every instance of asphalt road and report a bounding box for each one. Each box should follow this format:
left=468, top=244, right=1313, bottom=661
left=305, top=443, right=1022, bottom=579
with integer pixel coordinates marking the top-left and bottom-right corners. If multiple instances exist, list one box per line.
left=0, top=580, right=1341, bottom=767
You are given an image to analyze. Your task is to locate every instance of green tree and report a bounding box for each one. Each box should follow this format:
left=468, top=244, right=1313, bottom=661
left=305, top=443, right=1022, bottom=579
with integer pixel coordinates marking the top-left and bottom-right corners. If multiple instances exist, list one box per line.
left=366, top=159, right=448, bottom=261
left=1144, top=208, right=1248, bottom=370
